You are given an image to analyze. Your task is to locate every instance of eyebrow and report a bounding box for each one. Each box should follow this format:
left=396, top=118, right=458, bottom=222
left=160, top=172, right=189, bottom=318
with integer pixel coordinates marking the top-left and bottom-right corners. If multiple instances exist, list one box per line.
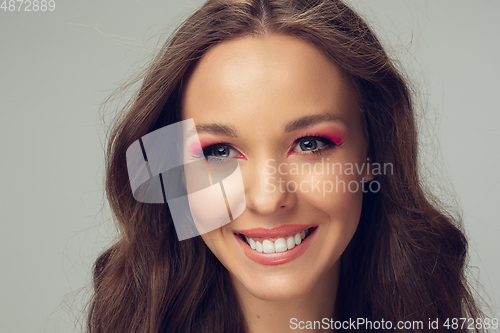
left=191, top=123, right=238, bottom=137
left=284, top=113, right=346, bottom=133
left=190, top=113, right=345, bottom=137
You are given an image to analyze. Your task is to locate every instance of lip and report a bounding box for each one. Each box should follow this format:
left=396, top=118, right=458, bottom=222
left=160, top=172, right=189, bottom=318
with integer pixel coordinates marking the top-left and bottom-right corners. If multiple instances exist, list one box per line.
left=237, top=224, right=313, bottom=239
left=235, top=225, right=317, bottom=266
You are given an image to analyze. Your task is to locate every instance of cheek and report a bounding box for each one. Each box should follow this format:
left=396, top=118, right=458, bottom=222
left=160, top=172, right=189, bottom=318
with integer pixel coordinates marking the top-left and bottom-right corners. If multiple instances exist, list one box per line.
left=288, top=173, right=363, bottom=280
left=201, top=228, right=234, bottom=270
left=201, top=232, right=227, bottom=273
left=293, top=171, right=364, bottom=231
left=293, top=170, right=364, bottom=205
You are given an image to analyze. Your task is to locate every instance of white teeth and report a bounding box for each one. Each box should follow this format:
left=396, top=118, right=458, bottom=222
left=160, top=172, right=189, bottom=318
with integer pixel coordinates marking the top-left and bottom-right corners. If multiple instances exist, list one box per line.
left=249, top=237, right=256, bottom=250
left=263, top=240, right=274, bottom=253
left=274, top=238, right=287, bottom=252
left=255, top=241, right=263, bottom=252
left=244, top=229, right=313, bottom=253
left=294, top=233, right=301, bottom=245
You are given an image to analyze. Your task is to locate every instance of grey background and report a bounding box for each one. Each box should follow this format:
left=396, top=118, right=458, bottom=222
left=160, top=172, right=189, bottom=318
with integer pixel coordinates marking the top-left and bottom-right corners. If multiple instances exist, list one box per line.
left=0, top=1, right=498, bottom=332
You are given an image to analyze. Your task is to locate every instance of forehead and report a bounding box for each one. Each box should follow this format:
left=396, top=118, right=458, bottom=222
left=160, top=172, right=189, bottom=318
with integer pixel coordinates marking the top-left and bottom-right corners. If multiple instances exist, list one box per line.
left=181, top=34, right=359, bottom=132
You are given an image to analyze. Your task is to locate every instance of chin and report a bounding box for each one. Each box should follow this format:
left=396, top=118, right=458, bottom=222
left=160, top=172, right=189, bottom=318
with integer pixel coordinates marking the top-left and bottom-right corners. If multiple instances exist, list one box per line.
left=231, top=270, right=319, bottom=302
left=226, top=246, right=342, bottom=304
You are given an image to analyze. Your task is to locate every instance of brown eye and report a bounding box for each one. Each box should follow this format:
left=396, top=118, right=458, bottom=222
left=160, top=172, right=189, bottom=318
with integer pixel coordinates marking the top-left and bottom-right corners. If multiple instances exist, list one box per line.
left=213, top=146, right=230, bottom=157
left=300, top=139, right=317, bottom=151
left=204, top=144, right=242, bottom=160
left=292, top=137, right=332, bottom=154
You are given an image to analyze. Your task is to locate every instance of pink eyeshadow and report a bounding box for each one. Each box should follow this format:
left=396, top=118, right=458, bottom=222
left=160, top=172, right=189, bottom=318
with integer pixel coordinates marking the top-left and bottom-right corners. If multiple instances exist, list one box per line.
left=286, top=126, right=346, bottom=157
left=188, top=137, right=247, bottom=160
left=187, top=139, right=204, bottom=157
left=305, top=126, right=346, bottom=145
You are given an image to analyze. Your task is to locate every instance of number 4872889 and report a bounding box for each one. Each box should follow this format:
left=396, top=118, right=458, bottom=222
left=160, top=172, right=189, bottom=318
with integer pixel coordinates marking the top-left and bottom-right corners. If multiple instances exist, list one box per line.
left=1, top=0, right=55, bottom=11
left=443, top=318, right=499, bottom=330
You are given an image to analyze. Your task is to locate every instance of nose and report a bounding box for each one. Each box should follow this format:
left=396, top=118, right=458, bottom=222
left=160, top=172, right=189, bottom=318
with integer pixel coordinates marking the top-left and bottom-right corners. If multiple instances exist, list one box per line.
left=243, top=158, right=297, bottom=216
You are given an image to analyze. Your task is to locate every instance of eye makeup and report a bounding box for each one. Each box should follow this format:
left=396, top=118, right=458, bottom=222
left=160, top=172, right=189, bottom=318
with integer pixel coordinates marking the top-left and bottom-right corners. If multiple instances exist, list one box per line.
left=286, top=126, right=346, bottom=157
left=187, top=125, right=346, bottom=159
left=188, top=137, right=247, bottom=160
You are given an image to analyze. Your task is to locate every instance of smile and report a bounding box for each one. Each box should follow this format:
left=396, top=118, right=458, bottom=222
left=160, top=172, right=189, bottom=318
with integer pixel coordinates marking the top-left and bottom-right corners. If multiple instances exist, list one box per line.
left=235, top=225, right=317, bottom=265
left=243, top=227, right=313, bottom=253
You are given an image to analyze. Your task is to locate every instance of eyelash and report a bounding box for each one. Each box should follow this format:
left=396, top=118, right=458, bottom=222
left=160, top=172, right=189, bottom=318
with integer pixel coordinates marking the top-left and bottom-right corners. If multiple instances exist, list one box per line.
left=194, top=134, right=339, bottom=161
left=191, top=142, right=245, bottom=162
left=287, top=135, right=338, bottom=156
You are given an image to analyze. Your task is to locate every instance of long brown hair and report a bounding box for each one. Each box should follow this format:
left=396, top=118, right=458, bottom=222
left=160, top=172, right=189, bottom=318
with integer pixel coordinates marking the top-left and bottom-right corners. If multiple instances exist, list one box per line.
left=88, top=0, right=483, bottom=332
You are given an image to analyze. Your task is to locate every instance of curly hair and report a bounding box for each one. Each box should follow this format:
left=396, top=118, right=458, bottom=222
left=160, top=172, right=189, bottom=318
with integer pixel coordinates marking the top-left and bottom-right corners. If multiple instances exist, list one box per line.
left=87, top=1, right=484, bottom=332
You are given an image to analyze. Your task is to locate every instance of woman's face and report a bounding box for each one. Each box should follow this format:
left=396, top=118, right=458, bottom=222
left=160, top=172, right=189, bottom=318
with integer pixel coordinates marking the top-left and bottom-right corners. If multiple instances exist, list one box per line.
left=181, top=34, right=371, bottom=302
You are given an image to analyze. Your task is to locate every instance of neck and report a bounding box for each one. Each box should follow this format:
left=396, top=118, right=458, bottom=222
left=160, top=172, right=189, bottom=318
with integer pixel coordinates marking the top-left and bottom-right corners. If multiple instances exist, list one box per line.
left=232, top=261, right=340, bottom=333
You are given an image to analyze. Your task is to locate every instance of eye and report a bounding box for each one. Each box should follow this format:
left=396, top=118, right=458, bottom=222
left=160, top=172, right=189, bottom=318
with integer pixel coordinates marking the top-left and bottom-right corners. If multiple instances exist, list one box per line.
left=204, top=144, right=243, bottom=160
left=290, top=136, right=335, bottom=154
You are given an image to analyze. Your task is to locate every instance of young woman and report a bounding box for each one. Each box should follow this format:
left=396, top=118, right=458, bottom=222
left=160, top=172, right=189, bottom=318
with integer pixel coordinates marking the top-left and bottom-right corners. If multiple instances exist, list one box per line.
left=87, top=0, right=486, bottom=332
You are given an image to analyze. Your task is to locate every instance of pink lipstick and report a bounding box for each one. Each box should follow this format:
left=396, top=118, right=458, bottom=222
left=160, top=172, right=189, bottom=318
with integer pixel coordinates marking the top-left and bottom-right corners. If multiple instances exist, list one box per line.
left=235, top=225, right=317, bottom=265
